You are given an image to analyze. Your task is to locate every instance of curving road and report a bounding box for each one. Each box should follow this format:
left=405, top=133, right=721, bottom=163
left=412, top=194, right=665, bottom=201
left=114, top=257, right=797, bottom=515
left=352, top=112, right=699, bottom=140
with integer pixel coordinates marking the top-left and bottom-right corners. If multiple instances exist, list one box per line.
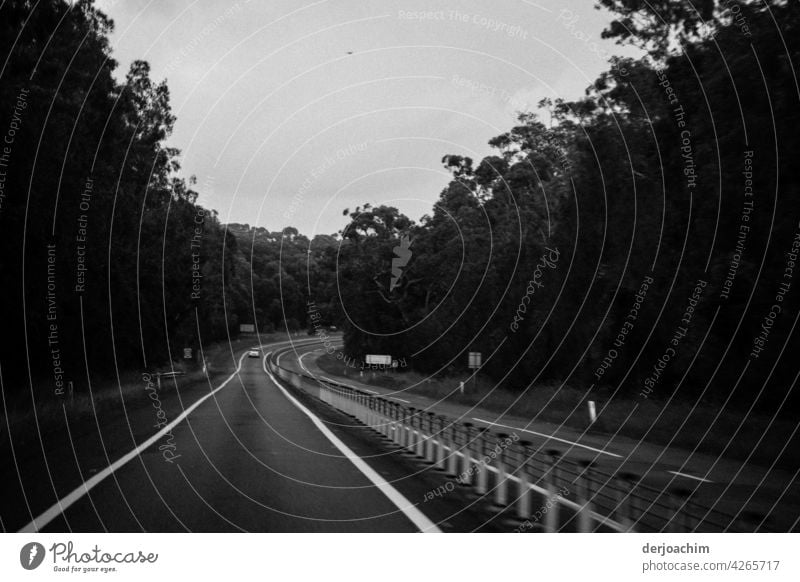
left=7, top=338, right=503, bottom=532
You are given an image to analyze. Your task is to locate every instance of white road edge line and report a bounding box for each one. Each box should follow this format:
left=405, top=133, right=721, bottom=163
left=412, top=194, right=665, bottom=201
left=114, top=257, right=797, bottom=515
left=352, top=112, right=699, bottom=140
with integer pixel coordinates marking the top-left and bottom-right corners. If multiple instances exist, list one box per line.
left=298, top=352, right=315, bottom=375
left=667, top=470, right=714, bottom=484
left=472, top=418, right=623, bottom=459
left=264, top=357, right=441, bottom=533
left=19, top=350, right=253, bottom=533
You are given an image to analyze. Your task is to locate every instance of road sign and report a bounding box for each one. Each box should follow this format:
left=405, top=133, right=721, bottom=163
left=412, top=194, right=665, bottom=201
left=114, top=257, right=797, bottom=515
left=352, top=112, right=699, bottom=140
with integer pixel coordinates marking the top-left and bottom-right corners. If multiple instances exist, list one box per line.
left=183, top=347, right=192, bottom=359
left=240, top=323, right=255, bottom=333
left=468, top=351, right=482, bottom=369
left=366, top=354, right=392, bottom=365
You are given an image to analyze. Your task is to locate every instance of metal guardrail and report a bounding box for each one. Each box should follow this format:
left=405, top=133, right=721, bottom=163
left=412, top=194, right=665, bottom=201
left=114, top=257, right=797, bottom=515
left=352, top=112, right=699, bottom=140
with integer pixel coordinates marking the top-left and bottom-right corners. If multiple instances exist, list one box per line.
left=268, top=354, right=761, bottom=533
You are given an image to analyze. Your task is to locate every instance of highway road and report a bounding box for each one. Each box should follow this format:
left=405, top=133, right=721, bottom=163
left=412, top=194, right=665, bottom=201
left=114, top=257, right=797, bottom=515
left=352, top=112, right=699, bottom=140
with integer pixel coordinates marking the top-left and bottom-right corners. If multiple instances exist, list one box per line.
left=5, top=336, right=797, bottom=533
left=282, top=341, right=800, bottom=532
left=4, top=338, right=510, bottom=532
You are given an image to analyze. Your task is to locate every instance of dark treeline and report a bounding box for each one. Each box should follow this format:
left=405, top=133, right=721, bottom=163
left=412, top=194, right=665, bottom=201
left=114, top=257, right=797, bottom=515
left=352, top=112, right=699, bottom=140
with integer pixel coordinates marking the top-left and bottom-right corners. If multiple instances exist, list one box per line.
left=0, top=0, right=340, bottom=404
left=2, top=0, right=798, bottom=418
left=333, top=0, right=800, bottom=413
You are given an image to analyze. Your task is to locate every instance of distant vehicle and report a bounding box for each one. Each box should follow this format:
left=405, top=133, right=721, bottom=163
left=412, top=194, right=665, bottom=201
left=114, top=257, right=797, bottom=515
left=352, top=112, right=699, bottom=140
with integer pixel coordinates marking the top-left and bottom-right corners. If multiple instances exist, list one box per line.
left=247, top=350, right=260, bottom=358
left=329, top=326, right=337, bottom=332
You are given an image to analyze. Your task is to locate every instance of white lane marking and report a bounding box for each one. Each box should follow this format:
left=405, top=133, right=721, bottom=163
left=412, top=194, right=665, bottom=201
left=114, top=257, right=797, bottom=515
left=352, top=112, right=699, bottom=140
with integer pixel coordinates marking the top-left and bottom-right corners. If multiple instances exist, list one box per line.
left=389, top=397, right=411, bottom=403
left=668, top=470, right=714, bottom=484
left=19, top=351, right=253, bottom=533
left=320, top=375, right=378, bottom=394
left=472, top=418, right=623, bottom=459
left=264, top=359, right=441, bottom=533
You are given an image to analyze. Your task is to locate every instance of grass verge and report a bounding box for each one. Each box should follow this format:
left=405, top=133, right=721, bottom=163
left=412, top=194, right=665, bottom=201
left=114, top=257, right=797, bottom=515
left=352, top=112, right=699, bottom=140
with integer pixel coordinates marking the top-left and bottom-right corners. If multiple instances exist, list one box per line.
left=315, top=353, right=800, bottom=468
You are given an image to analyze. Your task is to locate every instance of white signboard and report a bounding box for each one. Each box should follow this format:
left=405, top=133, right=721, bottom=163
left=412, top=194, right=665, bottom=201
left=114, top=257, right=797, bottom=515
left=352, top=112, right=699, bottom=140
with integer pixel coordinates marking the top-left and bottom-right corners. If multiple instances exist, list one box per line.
left=468, top=351, right=482, bottom=369
left=240, top=323, right=255, bottom=333
left=366, top=354, right=392, bottom=366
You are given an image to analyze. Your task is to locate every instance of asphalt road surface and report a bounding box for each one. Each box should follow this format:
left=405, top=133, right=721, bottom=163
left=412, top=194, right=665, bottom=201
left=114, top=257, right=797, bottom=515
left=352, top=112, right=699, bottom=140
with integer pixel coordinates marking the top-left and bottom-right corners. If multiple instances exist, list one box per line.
left=5, top=339, right=507, bottom=532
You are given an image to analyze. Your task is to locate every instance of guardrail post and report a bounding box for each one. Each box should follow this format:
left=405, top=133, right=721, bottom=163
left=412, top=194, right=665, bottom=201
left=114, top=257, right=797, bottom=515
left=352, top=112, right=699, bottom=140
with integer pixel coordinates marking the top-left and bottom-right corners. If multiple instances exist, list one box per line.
left=668, top=488, right=691, bottom=533
left=434, top=416, right=447, bottom=470
left=577, top=460, right=595, bottom=533
left=380, top=399, right=390, bottom=437
left=446, top=421, right=459, bottom=477
left=397, top=405, right=408, bottom=448
left=425, top=412, right=437, bottom=463
left=741, top=511, right=767, bottom=533
left=396, top=405, right=407, bottom=448
left=416, top=411, right=426, bottom=458
left=475, top=428, right=490, bottom=495
left=407, top=408, right=417, bottom=453
left=391, top=402, right=402, bottom=445
left=544, top=449, right=561, bottom=533
left=516, top=440, right=533, bottom=520
left=358, top=392, right=367, bottom=423
left=461, top=423, right=474, bottom=485
left=363, top=395, right=372, bottom=430
left=494, top=433, right=509, bottom=507
left=616, top=473, right=636, bottom=532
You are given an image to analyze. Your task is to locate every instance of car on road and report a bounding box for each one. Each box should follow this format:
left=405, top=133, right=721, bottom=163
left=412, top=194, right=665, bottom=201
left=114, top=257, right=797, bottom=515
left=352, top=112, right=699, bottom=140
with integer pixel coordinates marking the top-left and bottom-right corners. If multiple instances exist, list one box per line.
left=247, top=350, right=260, bottom=358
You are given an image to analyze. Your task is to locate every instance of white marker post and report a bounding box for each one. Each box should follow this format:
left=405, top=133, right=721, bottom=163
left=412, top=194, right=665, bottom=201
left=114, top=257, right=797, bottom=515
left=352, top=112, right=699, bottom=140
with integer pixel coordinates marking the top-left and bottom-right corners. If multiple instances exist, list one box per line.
left=588, top=400, right=597, bottom=425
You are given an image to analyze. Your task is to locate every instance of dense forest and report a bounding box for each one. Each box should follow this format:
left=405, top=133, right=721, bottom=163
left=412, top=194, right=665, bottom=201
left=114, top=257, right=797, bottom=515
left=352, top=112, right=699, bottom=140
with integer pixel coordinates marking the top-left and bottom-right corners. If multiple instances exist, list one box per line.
left=333, top=0, right=800, bottom=413
left=0, top=0, right=341, bottom=404
left=1, top=0, right=798, bottom=418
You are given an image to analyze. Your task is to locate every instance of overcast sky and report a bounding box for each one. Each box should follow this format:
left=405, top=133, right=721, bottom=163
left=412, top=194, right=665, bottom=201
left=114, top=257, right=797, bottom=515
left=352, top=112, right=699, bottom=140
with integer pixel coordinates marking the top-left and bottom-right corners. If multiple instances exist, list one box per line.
left=96, top=0, right=639, bottom=236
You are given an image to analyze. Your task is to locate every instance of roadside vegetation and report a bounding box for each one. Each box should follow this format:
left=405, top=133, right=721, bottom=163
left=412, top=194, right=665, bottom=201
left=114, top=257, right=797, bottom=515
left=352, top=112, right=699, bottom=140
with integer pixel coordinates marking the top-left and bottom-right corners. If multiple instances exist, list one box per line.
left=315, top=352, right=799, bottom=468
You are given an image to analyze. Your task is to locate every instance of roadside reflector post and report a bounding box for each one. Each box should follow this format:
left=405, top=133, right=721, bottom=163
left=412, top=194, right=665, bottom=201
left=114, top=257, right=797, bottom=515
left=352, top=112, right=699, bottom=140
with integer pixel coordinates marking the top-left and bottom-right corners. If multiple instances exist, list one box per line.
left=459, top=381, right=465, bottom=395
left=494, top=433, right=509, bottom=507
left=544, top=449, right=561, bottom=532
left=577, top=460, right=595, bottom=533
left=475, top=428, right=490, bottom=496
left=587, top=400, right=597, bottom=425
left=516, top=440, right=533, bottom=520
